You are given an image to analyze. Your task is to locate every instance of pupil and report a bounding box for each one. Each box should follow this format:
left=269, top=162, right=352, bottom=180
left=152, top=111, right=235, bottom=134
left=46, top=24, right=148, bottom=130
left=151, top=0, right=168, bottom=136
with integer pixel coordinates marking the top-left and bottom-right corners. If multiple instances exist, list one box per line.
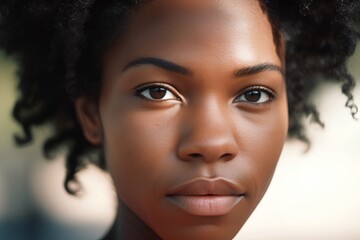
left=149, top=87, right=167, bottom=99
left=245, top=90, right=261, bottom=102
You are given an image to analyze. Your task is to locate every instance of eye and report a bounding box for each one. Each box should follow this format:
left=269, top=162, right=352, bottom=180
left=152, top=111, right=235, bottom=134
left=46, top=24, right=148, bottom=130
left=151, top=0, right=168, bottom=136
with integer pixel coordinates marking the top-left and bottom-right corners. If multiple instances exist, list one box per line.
left=136, top=84, right=179, bottom=101
left=234, top=86, right=275, bottom=104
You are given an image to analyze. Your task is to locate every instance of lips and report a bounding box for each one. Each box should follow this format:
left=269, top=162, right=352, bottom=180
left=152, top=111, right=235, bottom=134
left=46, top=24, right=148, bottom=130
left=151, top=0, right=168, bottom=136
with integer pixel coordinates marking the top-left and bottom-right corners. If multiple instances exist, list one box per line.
left=166, top=178, right=245, bottom=216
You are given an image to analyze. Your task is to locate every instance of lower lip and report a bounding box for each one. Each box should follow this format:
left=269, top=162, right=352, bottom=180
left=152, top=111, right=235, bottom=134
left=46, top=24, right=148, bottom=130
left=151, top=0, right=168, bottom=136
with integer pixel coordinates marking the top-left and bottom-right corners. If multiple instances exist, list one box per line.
left=167, top=195, right=244, bottom=216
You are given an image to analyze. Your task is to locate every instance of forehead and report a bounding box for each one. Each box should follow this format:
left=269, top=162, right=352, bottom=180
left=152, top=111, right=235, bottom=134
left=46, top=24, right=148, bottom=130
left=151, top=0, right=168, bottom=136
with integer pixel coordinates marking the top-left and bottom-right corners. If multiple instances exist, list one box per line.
left=106, top=0, right=280, bottom=69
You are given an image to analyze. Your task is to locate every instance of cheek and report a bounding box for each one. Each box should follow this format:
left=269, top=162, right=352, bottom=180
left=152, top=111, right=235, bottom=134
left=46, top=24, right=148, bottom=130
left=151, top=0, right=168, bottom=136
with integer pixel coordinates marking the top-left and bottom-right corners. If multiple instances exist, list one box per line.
left=239, top=101, right=288, bottom=203
left=101, top=106, right=179, bottom=203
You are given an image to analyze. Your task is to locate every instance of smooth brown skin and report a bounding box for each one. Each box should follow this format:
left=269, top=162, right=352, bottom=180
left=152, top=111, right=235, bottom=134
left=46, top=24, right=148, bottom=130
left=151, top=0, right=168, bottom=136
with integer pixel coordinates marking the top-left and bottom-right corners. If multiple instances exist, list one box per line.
left=76, top=0, right=288, bottom=239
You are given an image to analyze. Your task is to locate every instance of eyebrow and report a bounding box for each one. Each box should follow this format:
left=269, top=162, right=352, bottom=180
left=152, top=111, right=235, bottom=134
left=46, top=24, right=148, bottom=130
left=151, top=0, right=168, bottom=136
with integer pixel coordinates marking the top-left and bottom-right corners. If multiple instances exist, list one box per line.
left=123, top=57, right=283, bottom=77
left=123, top=57, right=192, bottom=76
left=233, top=63, right=283, bottom=77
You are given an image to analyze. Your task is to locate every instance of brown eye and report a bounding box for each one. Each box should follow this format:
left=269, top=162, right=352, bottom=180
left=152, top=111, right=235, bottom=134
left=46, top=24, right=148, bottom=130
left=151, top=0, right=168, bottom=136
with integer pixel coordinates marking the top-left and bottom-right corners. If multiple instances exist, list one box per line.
left=234, top=87, right=275, bottom=104
left=137, top=85, right=178, bottom=101
left=244, top=90, right=261, bottom=102
left=148, top=87, right=167, bottom=99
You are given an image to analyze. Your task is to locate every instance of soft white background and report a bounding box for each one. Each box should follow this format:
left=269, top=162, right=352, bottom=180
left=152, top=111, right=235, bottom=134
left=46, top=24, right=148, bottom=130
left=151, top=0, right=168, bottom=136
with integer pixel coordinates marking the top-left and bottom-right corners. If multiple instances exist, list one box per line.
left=0, top=44, right=359, bottom=240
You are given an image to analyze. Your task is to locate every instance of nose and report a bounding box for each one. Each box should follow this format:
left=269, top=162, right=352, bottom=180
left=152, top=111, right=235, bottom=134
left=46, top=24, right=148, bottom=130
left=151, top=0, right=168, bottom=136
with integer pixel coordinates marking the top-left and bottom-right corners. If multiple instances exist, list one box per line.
left=177, top=98, right=239, bottom=163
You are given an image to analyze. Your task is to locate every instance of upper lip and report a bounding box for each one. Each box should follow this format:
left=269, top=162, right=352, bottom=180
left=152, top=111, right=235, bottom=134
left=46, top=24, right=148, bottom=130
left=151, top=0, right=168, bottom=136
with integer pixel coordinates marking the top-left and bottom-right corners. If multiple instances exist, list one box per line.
left=167, top=177, right=245, bottom=196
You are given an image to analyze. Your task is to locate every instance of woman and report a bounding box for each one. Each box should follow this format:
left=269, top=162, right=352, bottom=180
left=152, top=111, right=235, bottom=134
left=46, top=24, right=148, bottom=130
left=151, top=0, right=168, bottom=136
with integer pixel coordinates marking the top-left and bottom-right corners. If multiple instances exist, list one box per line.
left=0, top=0, right=359, bottom=239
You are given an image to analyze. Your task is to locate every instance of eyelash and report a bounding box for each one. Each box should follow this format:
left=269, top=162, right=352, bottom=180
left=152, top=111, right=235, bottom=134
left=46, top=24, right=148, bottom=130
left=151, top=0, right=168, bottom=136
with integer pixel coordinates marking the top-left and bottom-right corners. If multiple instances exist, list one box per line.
left=135, top=83, right=276, bottom=105
left=233, top=86, right=276, bottom=105
left=135, top=83, right=180, bottom=101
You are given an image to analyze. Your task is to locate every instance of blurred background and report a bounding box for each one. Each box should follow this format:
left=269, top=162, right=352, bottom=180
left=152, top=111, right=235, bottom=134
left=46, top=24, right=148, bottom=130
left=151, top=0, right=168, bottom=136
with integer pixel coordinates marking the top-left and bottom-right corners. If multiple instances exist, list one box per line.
left=0, top=43, right=359, bottom=240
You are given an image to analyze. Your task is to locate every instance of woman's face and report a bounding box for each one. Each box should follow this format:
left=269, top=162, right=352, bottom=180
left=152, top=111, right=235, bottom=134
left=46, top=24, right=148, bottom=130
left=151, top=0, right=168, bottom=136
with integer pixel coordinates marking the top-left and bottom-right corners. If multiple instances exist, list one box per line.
left=79, top=0, right=288, bottom=239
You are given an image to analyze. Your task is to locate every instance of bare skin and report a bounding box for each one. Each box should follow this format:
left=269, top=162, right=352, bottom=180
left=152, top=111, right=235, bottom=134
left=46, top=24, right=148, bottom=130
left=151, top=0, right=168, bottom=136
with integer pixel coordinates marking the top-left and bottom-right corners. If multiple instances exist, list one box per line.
left=75, top=0, right=288, bottom=239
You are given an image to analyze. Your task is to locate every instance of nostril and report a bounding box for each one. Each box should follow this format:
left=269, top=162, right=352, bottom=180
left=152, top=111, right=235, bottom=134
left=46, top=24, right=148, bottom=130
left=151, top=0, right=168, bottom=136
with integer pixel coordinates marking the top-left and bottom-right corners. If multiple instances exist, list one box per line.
left=186, top=152, right=236, bottom=161
left=189, top=153, right=203, bottom=158
left=220, top=153, right=235, bottom=161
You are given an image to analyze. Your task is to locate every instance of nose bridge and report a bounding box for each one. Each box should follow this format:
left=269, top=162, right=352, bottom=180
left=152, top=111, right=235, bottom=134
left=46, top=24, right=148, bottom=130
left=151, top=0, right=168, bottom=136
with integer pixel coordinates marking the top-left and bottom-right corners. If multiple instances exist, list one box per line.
left=177, top=96, right=239, bottom=163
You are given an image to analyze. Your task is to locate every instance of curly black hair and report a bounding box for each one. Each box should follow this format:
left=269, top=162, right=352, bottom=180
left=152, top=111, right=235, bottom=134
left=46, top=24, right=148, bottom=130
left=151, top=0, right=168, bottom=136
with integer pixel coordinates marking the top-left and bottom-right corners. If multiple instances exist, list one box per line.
left=0, top=0, right=359, bottom=194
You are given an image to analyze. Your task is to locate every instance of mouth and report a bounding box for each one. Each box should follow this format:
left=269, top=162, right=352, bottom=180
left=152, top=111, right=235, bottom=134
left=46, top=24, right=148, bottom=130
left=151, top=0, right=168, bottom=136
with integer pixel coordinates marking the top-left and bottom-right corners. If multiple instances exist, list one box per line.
left=166, top=177, right=245, bottom=216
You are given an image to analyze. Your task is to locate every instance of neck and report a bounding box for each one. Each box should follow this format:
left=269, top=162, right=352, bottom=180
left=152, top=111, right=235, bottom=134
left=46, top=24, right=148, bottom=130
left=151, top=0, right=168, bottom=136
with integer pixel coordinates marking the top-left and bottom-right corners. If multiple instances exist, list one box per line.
left=102, top=200, right=161, bottom=240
